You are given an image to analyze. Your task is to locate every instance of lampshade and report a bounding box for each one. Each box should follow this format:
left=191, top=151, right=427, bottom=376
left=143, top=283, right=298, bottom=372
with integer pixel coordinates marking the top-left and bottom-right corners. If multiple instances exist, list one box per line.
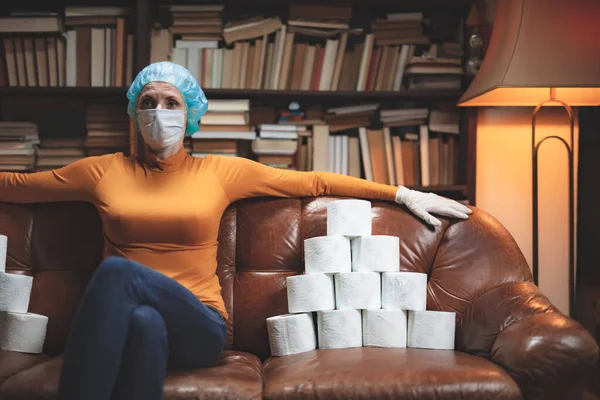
left=458, top=0, right=600, bottom=107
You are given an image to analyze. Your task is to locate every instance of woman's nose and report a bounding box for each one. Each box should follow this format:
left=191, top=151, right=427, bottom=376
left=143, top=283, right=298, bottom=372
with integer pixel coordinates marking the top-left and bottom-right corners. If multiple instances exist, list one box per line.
left=155, top=103, right=164, bottom=109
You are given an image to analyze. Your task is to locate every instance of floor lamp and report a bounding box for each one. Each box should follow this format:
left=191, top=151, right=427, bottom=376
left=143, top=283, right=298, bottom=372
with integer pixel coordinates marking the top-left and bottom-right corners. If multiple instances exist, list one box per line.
left=457, top=0, right=600, bottom=317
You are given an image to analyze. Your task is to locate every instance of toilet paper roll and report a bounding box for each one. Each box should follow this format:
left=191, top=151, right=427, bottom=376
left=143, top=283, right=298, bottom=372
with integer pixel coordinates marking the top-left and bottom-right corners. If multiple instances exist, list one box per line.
left=0, top=311, right=48, bottom=354
left=317, top=309, right=362, bottom=349
left=327, top=200, right=372, bottom=237
left=287, top=273, right=335, bottom=313
left=407, top=310, right=456, bottom=350
left=267, top=313, right=317, bottom=357
left=382, top=272, right=427, bottom=311
left=351, top=236, right=400, bottom=272
left=0, top=235, right=7, bottom=273
left=304, top=236, right=351, bottom=274
left=335, top=272, right=381, bottom=310
left=362, top=309, right=407, bottom=348
left=0, top=272, right=33, bottom=313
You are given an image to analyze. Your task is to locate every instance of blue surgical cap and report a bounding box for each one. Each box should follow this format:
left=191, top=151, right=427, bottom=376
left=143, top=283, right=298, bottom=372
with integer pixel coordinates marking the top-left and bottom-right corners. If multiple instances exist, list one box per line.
left=126, top=61, right=208, bottom=136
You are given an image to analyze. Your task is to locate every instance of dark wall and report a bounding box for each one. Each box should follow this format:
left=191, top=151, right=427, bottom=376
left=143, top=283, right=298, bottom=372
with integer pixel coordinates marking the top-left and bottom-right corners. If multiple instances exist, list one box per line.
left=577, top=108, right=600, bottom=287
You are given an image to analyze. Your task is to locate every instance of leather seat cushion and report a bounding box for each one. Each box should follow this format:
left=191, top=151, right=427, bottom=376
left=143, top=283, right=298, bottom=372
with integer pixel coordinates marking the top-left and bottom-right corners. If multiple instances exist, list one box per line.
left=263, top=347, right=522, bottom=400
left=0, top=350, right=262, bottom=400
left=0, top=350, right=50, bottom=387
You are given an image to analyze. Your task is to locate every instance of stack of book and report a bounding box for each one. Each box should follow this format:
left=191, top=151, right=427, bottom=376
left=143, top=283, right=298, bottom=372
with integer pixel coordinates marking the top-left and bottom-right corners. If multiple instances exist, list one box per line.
left=84, top=104, right=130, bottom=156
left=0, top=122, right=39, bottom=172
left=169, top=4, right=223, bottom=40
left=370, top=12, right=429, bottom=46
left=253, top=124, right=303, bottom=169
left=379, top=107, right=429, bottom=127
left=192, top=99, right=255, bottom=158
left=36, top=137, right=86, bottom=171
left=324, top=104, right=378, bottom=132
left=404, top=43, right=463, bottom=91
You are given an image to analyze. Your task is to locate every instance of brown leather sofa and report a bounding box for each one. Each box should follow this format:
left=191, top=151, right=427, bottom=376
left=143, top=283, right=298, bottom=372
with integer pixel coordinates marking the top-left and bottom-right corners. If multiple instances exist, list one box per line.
left=0, top=196, right=598, bottom=400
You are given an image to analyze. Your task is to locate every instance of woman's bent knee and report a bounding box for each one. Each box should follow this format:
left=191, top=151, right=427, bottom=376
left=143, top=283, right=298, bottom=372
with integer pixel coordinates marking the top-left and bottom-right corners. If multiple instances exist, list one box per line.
left=131, top=306, right=163, bottom=329
left=130, top=306, right=167, bottom=343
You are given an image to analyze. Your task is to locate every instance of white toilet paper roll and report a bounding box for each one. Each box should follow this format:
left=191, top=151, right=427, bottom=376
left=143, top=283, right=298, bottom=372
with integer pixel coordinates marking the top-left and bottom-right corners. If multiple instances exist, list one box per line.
left=407, top=310, right=456, bottom=350
left=351, top=236, right=400, bottom=272
left=0, top=235, right=7, bottom=273
left=0, top=272, right=33, bottom=313
left=287, top=273, right=335, bottom=313
left=362, top=309, right=407, bottom=348
left=317, top=309, right=362, bottom=349
left=335, top=272, right=381, bottom=310
left=382, top=272, right=427, bottom=311
left=304, top=236, right=351, bottom=274
left=326, top=200, right=372, bottom=237
left=267, top=313, right=317, bottom=357
left=0, top=311, right=48, bottom=354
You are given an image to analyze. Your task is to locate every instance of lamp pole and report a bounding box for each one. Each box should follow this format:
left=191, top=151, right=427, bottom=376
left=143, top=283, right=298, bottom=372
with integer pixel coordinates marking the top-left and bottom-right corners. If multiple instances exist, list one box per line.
left=532, top=87, right=576, bottom=317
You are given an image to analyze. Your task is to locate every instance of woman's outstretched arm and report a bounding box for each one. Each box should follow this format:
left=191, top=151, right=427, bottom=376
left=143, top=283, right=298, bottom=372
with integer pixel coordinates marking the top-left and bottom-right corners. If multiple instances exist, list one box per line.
left=209, top=155, right=471, bottom=225
left=209, top=154, right=398, bottom=202
left=0, top=154, right=114, bottom=204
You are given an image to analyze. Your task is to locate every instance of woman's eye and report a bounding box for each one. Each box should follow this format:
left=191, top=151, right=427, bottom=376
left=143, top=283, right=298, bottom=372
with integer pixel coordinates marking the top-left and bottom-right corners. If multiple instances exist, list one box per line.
left=167, top=101, right=179, bottom=108
left=141, top=99, right=154, bottom=108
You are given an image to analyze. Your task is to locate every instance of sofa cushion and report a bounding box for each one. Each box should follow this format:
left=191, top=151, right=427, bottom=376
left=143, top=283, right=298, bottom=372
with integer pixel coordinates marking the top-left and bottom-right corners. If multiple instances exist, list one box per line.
left=0, top=350, right=262, bottom=400
left=263, top=347, right=522, bottom=400
left=0, top=350, right=50, bottom=387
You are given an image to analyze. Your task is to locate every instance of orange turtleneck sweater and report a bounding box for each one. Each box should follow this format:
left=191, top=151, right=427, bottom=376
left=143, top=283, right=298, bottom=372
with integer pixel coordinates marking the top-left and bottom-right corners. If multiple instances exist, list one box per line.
left=0, top=148, right=398, bottom=319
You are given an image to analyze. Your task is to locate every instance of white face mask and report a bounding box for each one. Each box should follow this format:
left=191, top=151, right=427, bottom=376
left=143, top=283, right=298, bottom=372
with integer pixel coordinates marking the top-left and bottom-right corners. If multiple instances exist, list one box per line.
left=137, top=109, right=186, bottom=151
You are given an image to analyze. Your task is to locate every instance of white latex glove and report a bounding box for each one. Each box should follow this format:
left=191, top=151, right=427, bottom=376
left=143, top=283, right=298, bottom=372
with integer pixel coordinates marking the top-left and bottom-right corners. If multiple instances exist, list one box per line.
left=395, top=186, right=472, bottom=226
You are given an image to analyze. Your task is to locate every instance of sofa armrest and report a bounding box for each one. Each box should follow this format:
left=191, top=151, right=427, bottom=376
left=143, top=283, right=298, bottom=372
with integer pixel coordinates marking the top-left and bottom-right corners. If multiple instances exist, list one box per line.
left=0, top=350, right=49, bottom=388
left=457, top=281, right=599, bottom=400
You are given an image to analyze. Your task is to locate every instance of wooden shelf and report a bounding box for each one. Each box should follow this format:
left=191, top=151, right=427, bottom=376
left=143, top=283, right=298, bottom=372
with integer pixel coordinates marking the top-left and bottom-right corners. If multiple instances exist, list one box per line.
left=0, top=87, right=462, bottom=101
left=0, top=87, right=128, bottom=97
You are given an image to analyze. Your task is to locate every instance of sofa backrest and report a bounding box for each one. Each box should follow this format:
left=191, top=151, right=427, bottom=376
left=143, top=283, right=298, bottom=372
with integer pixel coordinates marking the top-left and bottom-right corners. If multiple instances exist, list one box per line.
left=0, top=196, right=532, bottom=359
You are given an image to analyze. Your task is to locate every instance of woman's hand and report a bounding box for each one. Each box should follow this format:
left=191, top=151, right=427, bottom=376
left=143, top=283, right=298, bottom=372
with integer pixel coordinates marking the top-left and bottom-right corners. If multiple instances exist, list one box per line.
left=395, top=186, right=472, bottom=226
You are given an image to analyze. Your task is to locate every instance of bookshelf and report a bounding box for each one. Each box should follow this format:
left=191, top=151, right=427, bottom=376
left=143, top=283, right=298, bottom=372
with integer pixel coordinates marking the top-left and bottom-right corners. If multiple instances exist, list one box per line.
left=0, top=0, right=478, bottom=205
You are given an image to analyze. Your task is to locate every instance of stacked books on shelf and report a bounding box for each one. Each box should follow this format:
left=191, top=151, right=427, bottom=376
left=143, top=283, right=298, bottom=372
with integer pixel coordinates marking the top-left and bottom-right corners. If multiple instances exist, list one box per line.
left=168, top=4, right=223, bottom=40
left=148, top=3, right=464, bottom=92
left=0, top=122, right=39, bottom=172
left=379, top=107, right=429, bottom=127
left=0, top=7, right=135, bottom=87
left=84, top=104, right=130, bottom=156
left=370, top=12, right=429, bottom=46
left=36, top=138, right=86, bottom=171
left=324, top=104, right=378, bottom=132
left=253, top=124, right=305, bottom=169
left=192, top=99, right=255, bottom=158
left=405, top=43, right=464, bottom=91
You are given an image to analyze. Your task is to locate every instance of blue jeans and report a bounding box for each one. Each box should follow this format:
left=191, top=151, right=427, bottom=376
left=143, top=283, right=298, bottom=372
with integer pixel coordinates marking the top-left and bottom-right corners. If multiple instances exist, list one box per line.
left=57, top=256, right=226, bottom=400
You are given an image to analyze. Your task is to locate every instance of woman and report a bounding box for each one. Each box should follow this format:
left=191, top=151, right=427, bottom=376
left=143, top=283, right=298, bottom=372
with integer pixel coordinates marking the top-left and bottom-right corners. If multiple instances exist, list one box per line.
left=0, top=62, right=471, bottom=400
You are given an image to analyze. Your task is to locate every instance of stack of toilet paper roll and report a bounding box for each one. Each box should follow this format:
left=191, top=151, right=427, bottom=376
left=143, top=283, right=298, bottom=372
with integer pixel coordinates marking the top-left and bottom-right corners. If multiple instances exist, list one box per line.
left=266, top=200, right=456, bottom=356
left=0, top=235, right=48, bottom=354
